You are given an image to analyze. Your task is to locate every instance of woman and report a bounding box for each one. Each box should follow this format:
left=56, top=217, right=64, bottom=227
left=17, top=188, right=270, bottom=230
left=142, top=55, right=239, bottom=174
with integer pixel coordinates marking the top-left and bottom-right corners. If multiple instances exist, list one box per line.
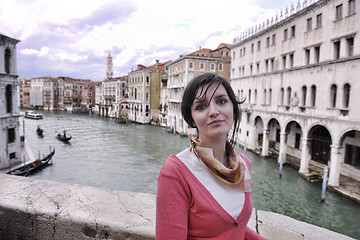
left=156, top=73, right=267, bottom=239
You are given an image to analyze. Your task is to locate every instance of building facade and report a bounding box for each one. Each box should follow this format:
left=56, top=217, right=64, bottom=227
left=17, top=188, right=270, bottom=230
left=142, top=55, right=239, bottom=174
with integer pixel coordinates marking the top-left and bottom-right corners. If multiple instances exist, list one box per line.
left=230, top=0, right=360, bottom=186
left=166, top=44, right=232, bottom=135
left=0, top=33, right=21, bottom=169
left=128, top=60, right=169, bottom=124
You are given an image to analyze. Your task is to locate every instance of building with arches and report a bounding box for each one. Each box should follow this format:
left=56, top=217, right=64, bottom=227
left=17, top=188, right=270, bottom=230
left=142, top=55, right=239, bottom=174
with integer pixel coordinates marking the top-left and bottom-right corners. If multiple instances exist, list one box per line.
left=230, top=0, right=360, bottom=187
left=0, top=33, right=21, bottom=170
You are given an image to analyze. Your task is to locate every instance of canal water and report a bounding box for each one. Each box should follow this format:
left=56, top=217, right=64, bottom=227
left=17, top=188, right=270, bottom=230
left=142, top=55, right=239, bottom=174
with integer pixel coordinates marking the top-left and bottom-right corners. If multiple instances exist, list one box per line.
left=21, top=110, right=360, bottom=239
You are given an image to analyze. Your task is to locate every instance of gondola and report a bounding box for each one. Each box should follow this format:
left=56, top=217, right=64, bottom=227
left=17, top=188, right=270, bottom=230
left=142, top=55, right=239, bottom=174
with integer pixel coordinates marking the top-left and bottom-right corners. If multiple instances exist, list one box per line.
left=37, top=126, right=43, bottom=136
left=56, top=131, right=72, bottom=142
left=9, top=149, right=55, bottom=176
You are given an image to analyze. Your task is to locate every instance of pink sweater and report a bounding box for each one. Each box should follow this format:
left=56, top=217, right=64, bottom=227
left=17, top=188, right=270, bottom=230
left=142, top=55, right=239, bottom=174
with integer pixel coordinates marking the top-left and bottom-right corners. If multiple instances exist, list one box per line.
left=156, top=154, right=268, bottom=240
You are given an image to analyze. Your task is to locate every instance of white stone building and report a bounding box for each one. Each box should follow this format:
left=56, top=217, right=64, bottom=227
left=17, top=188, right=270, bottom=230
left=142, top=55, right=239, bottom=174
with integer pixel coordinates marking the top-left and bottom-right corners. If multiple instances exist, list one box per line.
left=166, top=44, right=232, bottom=135
left=0, top=33, right=21, bottom=170
left=230, top=0, right=360, bottom=187
left=99, top=53, right=128, bottom=118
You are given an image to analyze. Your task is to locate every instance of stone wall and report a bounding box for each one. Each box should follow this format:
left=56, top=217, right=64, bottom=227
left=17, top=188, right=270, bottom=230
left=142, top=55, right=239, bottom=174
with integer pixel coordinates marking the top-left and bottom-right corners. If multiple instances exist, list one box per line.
left=0, top=174, right=355, bottom=240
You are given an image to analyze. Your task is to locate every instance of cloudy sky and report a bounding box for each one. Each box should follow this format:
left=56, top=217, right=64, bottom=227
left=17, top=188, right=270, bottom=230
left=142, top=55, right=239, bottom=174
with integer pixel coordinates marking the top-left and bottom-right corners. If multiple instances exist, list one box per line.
left=1, top=0, right=293, bottom=81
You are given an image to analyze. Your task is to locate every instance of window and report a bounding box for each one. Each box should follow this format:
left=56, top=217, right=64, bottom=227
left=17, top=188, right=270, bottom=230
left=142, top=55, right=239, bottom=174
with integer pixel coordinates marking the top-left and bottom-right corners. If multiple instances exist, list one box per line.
left=272, top=34, right=276, bottom=45
left=240, top=49, right=243, bottom=57
left=310, top=85, right=316, bottom=107
left=265, top=60, right=269, bottom=73
left=5, top=49, right=11, bottom=74
left=210, top=63, right=215, bottom=71
left=307, top=18, right=312, bottom=31
left=266, top=37, right=270, bottom=47
left=282, top=55, right=287, bottom=69
left=254, top=90, right=257, bottom=104
left=348, top=0, right=356, bottom=15
left=243, top=47, right=246, bottom=56
left=219, top=63, right=223, bottom=71
left=200, top=62, right=205, bottom=71
left=289, top=53, right=294, bottom=68
left=347, top=37, right=354, bottom=56
left=8, top=128, right=15, bottom=143
left=251, top=43, right=254, bottom=53
left=330, top=84, right=337, bottom=108
left=343, top=83, right=351, bottom=108
left=314, top=46, right=320, bottom=63
left=256, top=63, right=260, bottom=74
left=305, top=49, right=310, bottom=65
left=316, top=14, right=322, bottom=28
left=301, top=86, right=307, bottom=106
left=270, top=58, right=274, bottom=71
left=291, top=25, right=296, bottom=37
left=250, top=64, right=253, bottom=75
left=284, top=29, right=288, bottom=40
left=189, top=62, right=194, bottom=69
left=268, top=89, right=272, bottom=105
left=263, top=89, right=267, bottom=105
left=257, top=41, right=261, bottom=51
left=6, top=85, right=12, bottom=113
left=248, top=89, right=252, bottom=104
left=146, top=76, right=150, bottom=86
left=334, top=41, right=341, bottom=59
left=287, top=87, right=292, bottom=106
left=280, top=88, right=284, bottom=105
left=336, top=4, right=343, bottom=20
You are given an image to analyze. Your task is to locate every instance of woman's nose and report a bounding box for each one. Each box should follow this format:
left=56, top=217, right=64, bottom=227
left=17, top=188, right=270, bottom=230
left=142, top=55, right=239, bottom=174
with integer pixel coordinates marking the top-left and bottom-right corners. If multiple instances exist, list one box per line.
left=208, top=102, right=219, bottom=117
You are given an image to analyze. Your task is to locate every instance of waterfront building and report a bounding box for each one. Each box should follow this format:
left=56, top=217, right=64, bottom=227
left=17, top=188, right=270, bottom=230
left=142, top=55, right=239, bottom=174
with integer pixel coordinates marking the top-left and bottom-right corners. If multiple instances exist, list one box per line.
left=99, top=52, right=128, bottom=118
left=100, top=76, right=128, bottom=117
left=230, top=0, right=360, bottom=186
left=159, top=70, right=169, bottom=128
left=166, top=44, right=232, bottom=135
left=17, top=77, right=31, bottom=109
left=24, top=76, right=96, bottom=112
left=94, top=82, right=102, bottom=115
left=128, top=60, right=170, bottom=124
left=0, top=33, right=21, bottom=170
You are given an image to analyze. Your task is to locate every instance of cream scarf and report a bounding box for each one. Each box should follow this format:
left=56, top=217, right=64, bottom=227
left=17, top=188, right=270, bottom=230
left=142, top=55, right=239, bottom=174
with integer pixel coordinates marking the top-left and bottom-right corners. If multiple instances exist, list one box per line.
left=189, top=135, right=252, bottom=192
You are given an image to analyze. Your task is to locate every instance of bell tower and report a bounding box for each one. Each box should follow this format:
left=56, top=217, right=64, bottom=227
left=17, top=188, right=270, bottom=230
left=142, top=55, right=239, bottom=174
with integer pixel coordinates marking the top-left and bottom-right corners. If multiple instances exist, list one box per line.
left=106, top=51, right=113, bottom=79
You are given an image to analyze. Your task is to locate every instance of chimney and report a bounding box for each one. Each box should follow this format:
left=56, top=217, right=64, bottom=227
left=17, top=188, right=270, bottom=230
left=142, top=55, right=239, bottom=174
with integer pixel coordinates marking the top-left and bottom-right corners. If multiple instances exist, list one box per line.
left=156, top=60, right=159, bottom=70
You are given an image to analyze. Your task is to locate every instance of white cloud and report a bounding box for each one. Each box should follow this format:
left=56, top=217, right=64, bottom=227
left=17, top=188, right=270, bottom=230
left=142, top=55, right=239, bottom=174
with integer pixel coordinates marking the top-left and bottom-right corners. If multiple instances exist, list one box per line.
left=0, top=0, right=290, bottom=80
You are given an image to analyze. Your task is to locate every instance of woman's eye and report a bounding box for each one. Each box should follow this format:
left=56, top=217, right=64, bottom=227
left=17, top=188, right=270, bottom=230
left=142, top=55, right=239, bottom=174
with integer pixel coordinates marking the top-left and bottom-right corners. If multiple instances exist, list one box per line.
left=195, top=104, right=206, bottom=110
left=217, top=99, right=227, bottom=105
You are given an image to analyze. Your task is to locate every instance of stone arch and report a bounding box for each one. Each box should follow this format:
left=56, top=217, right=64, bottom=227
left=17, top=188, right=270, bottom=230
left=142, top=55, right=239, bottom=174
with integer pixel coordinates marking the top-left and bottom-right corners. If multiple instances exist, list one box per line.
left=285, top=120, right=303, bottom=154
left=338, top=129, right=360, bottom=178
left=267, top=118, right=281, bottom=151
left=254, top=115, right=264, bottom=148
left=308, top=124, right=332, bottom=165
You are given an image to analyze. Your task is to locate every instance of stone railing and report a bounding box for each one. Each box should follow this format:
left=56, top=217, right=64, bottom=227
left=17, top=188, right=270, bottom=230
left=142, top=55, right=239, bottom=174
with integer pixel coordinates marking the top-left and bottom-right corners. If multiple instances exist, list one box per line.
left=0, top=174, right=354, bottom=240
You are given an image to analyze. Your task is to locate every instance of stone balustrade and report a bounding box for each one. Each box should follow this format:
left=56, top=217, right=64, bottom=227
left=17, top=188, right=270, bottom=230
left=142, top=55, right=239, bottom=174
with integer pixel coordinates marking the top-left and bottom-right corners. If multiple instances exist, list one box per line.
left=0, top=174, right=354, bottom=240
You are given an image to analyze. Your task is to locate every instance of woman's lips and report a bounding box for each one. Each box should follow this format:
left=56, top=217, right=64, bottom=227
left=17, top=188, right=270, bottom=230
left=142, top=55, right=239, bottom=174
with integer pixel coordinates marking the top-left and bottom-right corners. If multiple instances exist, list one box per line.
left=208, top=120, right=224, bottom=126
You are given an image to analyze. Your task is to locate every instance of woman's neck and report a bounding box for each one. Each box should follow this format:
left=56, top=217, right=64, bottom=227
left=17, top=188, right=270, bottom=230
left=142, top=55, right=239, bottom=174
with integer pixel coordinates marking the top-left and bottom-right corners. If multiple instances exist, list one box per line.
left=198, top=136, right=228, bottom=167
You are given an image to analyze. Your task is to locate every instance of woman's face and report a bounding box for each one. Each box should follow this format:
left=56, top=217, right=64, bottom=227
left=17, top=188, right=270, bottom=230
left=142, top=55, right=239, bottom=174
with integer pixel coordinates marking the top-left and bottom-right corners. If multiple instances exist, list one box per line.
left=191, top=83, right=234, bottom=142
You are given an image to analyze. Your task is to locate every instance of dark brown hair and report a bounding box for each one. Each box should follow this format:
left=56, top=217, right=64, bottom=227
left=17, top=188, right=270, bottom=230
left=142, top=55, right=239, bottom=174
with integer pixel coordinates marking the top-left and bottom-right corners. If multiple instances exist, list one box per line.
left=181, top=73, right=241, bottom=145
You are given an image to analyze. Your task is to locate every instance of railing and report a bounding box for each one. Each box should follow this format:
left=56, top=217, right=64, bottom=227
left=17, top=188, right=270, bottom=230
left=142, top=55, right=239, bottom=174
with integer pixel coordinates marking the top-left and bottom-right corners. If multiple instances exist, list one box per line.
left=0, top=174, right=354, bottom=240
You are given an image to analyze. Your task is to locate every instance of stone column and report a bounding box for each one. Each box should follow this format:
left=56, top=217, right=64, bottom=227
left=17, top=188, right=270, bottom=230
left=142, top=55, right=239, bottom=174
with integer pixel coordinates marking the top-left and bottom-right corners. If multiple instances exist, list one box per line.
left=299, top=138, right=311, bottom=173
left=248, top=125, right=257, bottom=150
left=328, top=145, right=342, bottom=187
left=278, top=132, right=287, bottom=164
left=261, top=128, right=269, bottom=157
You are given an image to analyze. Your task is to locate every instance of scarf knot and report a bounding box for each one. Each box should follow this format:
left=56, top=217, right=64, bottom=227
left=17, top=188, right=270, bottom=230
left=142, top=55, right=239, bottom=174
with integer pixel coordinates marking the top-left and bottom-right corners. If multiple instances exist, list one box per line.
left=189, top=134, right=252, bottom=192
